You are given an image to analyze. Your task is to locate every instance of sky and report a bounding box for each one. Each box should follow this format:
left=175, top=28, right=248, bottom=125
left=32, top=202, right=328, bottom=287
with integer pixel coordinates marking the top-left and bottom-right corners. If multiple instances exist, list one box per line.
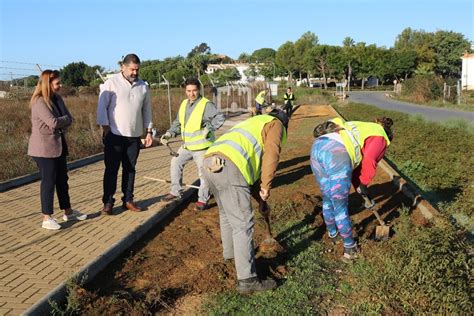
left=0, top=0, right=473, bottom=80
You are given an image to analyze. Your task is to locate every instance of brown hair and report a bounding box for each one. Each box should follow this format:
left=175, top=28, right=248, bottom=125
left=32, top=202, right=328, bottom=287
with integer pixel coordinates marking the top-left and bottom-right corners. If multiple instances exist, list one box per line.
left=375, top=116, right=394, bottom=141
left=30, top=69, right=60, bottom=110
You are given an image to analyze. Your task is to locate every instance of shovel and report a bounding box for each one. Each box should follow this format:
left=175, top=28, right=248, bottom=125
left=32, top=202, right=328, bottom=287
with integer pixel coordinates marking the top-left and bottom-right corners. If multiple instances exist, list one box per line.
left=257, top=200, right=284, bottom=258
left=360, top=194, right=390, bottom=241
left=143, top=176, right=200, bottom=189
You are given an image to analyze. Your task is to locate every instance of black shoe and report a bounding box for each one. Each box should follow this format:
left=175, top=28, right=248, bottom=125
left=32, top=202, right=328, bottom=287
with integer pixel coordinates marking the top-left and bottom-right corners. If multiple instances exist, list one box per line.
left=237, top=277, right=277, bottom=294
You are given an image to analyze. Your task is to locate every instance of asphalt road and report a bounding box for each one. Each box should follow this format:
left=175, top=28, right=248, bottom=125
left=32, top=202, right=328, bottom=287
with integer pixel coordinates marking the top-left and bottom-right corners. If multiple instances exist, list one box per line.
left=348, top=91, right=474, bottom=125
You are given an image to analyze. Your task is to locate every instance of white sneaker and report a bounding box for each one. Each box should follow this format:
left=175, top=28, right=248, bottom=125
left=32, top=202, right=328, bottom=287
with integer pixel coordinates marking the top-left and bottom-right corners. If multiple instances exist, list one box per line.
left=62, top=210, right=87, bottom=222
left=42, top=216, right=61, bottom=230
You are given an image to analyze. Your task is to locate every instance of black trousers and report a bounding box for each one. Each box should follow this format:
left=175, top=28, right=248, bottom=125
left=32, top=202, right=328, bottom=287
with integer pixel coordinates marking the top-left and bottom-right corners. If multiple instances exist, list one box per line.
left=284, top=101, right=293, bottom=116
left=102, top=132, right=141, bottom=205
left=33, top=153, right=71, bottom=215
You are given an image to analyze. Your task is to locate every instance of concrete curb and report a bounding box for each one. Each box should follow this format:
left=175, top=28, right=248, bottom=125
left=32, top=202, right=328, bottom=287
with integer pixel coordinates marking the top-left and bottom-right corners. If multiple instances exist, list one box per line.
left=21, top=181, right=199, bottom=316
left=0, top=153, right=104, bottom=193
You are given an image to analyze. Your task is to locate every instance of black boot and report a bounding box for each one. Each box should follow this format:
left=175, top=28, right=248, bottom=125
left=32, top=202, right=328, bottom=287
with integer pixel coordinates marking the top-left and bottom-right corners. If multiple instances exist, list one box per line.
left=237, top=277, right=277, bottom=294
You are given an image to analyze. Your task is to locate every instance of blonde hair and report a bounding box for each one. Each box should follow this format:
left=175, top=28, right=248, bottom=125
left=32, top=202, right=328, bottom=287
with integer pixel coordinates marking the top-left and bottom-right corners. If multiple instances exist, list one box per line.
left=29, top=69, right=60, bottom=110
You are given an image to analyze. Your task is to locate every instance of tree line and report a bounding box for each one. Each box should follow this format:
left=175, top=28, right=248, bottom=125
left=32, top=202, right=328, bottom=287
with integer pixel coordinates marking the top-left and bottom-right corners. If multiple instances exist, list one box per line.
left=51, top=27, right=473, bottom=88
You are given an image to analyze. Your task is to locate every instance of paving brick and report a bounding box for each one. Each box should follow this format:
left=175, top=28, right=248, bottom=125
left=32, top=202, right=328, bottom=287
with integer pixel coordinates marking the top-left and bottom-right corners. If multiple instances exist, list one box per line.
left=4, top=275, right=25, bottom=288
left=18, top=287, right=40, bottom=303
left=0, top=289, right=21, bottom=298
left=0, top=308, right=13, bottom=315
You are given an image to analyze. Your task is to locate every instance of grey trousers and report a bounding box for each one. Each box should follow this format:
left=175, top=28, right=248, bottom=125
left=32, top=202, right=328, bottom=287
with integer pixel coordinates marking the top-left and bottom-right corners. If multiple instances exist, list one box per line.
left=170, top=146, right=210, bottom=203
left=202, top=155, right=257, bottom=280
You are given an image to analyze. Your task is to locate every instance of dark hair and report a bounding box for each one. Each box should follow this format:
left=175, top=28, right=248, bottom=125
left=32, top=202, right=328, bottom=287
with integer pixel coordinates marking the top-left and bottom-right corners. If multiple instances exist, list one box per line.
left=122, top=53, right=141, bottom=65
left=268, top=109, right=289, bottom=129
left=375, top=116, right=394, bottom=141
left=185, top=77, right=201, bottom=89
left=313, top=121, right=341, bottom=138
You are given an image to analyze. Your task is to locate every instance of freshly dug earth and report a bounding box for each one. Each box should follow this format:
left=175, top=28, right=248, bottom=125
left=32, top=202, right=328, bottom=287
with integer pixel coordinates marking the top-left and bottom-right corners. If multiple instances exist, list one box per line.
left=77, top=105, right=416, bottom=314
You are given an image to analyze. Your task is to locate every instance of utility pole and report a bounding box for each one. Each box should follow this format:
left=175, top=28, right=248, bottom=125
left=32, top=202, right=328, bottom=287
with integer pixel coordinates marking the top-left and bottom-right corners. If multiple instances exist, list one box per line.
left=162, top=75, right=172, bottom=127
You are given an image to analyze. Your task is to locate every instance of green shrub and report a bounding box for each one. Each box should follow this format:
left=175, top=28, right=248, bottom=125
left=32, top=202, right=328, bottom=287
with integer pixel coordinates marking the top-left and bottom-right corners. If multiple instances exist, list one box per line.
left=402, top=74, right=444, bottom=103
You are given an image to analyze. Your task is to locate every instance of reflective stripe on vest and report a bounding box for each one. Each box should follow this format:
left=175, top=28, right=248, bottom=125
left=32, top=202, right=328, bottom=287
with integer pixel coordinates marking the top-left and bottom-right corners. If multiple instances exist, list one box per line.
left=206, top=115, right=287, bottom=185
left=179, top=97, right=213, bottom=150
left=255, top=90, right=266, bottom=104
left=330, top=117, right=390, bottom=168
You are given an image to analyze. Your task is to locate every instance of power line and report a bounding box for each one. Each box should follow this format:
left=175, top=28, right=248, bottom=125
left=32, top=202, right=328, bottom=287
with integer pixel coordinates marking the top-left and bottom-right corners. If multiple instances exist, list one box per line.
left=0, top=66, right=37, bottom=71
left=0, top=60, right=61, bottom=68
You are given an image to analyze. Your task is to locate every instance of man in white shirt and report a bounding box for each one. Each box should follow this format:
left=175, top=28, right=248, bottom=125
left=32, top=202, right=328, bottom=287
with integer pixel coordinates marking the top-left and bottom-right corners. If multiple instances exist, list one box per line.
left=96, top=53, right=153, bottom=215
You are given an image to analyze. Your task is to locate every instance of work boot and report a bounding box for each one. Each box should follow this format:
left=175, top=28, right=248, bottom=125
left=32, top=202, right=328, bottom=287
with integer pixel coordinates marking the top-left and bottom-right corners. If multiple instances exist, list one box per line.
left=236, top=277, right=277, bottom=294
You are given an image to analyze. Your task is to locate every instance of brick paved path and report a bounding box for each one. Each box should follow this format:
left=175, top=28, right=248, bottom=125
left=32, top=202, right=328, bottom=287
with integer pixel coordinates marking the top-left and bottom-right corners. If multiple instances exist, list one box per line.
left=0, top=114, right=246, bottom=315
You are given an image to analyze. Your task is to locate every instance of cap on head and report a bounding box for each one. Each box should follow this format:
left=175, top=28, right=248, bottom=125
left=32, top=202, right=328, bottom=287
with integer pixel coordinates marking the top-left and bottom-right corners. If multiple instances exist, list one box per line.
left=268, top=109, right=289, bottom=129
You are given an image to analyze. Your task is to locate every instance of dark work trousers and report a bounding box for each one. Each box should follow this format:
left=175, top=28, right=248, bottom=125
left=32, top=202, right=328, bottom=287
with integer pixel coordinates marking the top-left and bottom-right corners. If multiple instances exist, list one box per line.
left=283, top=101, right=293, bottom=116
left=102, top=132, right=141, bottom=205
left=33, top=152, right=71, bottom=215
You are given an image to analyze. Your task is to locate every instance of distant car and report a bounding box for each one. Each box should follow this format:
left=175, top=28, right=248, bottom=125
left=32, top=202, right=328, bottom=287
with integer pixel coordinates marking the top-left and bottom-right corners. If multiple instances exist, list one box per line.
left=311, top=82, right=322, bottom=88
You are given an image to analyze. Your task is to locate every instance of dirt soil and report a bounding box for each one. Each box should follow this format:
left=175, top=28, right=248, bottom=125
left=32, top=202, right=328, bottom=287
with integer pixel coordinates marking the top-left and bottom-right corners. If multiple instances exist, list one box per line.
left=78, top=105, right=419, bottom=315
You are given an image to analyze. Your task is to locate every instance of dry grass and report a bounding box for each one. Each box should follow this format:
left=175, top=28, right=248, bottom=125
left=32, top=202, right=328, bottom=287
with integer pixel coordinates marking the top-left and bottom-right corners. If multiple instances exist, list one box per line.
left=0, top=88, right=184, bottom=182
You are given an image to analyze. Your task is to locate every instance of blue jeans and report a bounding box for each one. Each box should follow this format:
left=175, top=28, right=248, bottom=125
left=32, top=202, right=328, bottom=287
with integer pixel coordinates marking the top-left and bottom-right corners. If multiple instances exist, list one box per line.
left=310, top=137, right=356, bottom=248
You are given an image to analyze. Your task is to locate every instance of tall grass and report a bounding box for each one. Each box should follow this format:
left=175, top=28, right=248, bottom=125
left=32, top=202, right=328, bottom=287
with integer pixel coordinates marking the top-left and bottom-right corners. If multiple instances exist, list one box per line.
left=0, top=88, right=184, bottom=182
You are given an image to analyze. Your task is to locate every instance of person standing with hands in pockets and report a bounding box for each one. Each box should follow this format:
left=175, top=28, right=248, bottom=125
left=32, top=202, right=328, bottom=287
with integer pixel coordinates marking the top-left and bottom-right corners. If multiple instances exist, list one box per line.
left=97, top=53, right=153, bottom=215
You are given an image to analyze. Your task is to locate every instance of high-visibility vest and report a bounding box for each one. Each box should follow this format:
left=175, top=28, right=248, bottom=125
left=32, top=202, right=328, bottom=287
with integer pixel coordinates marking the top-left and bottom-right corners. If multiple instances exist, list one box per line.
left=179, top=97, right=213, bottom=151
left=206, top=115, right=287, bottom=185
left=284, top=93, right=294, bottom=105
left=255, top=90, right=267, bottom=104
left=330, top=117, right=390, bottom=168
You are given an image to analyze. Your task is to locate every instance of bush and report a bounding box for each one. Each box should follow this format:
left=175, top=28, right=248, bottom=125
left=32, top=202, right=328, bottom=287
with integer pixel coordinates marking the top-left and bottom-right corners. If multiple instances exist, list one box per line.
left=402, top=74, right=444, bottom=103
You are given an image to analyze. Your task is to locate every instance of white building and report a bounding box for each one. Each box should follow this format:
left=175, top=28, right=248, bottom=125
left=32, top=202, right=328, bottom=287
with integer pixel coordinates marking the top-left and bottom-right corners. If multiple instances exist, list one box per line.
left=461, top=52, right=474, bottom=90
left=206, top=63, right=265, bottom=83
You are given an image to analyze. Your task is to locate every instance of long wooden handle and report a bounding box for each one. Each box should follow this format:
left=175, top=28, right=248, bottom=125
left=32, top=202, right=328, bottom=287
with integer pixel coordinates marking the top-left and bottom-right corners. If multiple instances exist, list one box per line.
left=143, top=176, right=200, bottom=189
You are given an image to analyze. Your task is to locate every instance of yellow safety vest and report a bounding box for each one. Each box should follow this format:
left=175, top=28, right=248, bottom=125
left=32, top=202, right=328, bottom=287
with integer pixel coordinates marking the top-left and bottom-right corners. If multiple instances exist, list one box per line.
left=206, top=115, right=287, bottom=185
left=255, top=90, right=267, bottom=104
left=330, top=117, right=390, bottom=168
left=179, top=97, right=213, bottom=151
left=284, top=93, right=294, bottom=105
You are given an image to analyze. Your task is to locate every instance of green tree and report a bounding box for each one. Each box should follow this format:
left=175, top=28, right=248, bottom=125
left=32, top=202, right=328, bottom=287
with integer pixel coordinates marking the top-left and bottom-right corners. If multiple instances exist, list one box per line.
left=294, top=31, right=318, bottom=81
left=276, top=41, right=296, bottom=83
left=389, top=49, right=417, bottom=80
left=305, top=45, right=344, bottom=89
left=83, top=65, right=104, bottom=86
left=251, top=48, right=276, bottom=62
left=238, top=53, right=252, bottom=63
left=60, top=62, right=88, bottom=87
left=394, top=28, right=436, bottom=74
left=187, top=42, right=211, bottom=58
left=354, top=43, right=380, bottom=89
left=342, top=37, right=356, bottom=90
left=432, top=30, right=470, bottom=78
